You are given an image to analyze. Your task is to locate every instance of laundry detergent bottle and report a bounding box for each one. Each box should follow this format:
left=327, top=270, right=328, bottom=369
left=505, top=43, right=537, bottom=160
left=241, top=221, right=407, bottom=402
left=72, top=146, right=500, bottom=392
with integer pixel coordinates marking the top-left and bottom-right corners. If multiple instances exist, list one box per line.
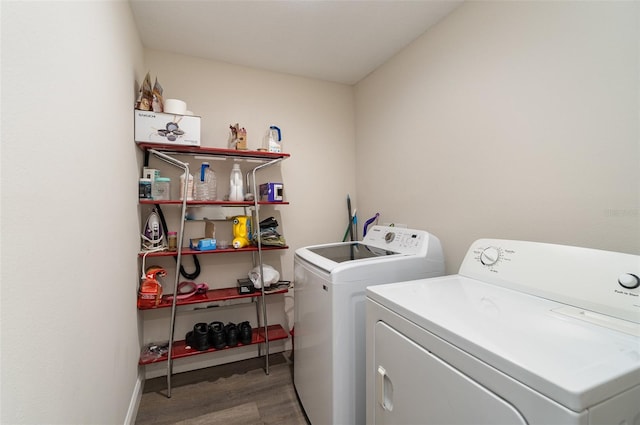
left=229, top=163, right=244, bottom=201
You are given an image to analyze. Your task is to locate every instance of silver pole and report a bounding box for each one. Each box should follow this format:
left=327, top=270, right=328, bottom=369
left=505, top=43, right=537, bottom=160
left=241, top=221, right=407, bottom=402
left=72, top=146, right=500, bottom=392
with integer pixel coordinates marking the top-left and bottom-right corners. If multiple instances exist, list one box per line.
left=148, top=149, right=189, bottom=398
left=250, top=158, right=283, bottom=374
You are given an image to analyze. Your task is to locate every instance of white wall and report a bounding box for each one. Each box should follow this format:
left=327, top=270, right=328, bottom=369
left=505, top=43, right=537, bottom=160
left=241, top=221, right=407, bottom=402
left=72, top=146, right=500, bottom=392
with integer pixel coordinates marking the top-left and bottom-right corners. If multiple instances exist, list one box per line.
left=140, top=49, right=355, bottom=377
left=355, top=1, right=640, bottom=274
left=1, top=2, right=144, bottom=424
left=143, top=49, right=356, bottom=277
left=3, top=0, right=636, bottom=421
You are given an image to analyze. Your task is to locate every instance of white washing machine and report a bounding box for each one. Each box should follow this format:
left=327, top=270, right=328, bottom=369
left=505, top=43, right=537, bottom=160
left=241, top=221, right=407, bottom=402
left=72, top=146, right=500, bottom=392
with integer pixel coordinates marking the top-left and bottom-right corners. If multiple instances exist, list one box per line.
left=294, top=225, right=445, bottom=425
left=366, top=239, right=640, bottom=424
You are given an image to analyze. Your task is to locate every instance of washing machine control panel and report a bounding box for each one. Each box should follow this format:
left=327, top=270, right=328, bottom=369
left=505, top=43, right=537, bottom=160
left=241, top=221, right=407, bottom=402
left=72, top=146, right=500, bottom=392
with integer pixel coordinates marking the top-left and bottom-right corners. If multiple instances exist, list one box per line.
left=363, top=225, right=432, bottom=255
left=460, top=239, right=640, bottom=325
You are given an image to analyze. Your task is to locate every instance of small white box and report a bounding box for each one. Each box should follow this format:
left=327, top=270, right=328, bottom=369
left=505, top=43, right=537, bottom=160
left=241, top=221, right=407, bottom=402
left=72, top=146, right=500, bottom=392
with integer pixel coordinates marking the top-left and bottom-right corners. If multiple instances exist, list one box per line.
left=134, top=110, right=201, bottom=146
left=142, top=168, right=160, bottom=180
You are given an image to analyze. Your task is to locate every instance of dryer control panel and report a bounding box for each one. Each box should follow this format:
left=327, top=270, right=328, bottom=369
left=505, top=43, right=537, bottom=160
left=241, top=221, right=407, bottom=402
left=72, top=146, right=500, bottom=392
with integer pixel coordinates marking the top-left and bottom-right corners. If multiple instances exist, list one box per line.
left=460, top=239, right=640, bottom=326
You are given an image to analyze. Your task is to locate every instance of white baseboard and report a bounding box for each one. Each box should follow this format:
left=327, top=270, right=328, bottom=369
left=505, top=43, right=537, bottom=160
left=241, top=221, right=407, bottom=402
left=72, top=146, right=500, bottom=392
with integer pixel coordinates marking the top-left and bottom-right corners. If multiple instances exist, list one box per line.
left=124, top=372, right=144, bottom=425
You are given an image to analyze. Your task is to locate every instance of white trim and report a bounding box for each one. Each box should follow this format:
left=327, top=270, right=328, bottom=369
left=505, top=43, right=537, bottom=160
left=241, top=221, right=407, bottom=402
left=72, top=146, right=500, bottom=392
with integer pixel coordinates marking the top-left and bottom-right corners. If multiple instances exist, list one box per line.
left=124, top=372, right=144, bottom=425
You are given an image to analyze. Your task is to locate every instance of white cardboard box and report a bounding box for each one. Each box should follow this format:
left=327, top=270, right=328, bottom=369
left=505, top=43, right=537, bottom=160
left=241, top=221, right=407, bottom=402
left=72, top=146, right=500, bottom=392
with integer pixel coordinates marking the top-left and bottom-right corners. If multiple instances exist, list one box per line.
left=134, top=110, right=201, bottom=146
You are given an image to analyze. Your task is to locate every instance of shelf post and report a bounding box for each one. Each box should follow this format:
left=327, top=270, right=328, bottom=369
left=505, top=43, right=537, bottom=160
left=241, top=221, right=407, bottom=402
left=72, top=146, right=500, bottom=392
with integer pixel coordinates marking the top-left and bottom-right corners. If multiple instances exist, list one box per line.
left=249, top=158, right=283, bottom=375
left=148, top=149, right=190, bottom=398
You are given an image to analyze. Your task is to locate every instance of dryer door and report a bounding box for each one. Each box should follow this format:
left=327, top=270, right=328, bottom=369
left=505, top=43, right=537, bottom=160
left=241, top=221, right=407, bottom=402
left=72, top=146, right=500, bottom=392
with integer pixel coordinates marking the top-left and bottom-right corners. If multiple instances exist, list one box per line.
left=373, top=321, right=527, bottom=424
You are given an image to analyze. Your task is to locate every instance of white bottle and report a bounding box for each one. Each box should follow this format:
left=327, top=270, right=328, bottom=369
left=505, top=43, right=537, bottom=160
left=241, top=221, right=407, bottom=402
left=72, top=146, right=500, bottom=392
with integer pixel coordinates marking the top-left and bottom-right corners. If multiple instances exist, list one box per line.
left=179, top=165, right=194, bottom=201
left=229, top=163, right=244, bottom=201
left=263, top=126, right=282, bottom=153
left=195, top=162, right=217, bottom=201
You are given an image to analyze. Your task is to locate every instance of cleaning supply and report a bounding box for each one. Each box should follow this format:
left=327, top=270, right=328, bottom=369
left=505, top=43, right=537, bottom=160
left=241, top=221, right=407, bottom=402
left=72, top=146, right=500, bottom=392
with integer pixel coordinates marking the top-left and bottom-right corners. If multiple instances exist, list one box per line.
left=229, top=163, right=244, bottom=201
left=263, top=126, right=282, bottom=152
left=232, top=215, right=251, bottom=248
left=179, top=165, right=194, bottom=201
left=137, top=265, right=166, bottom=308
left=194, top=162, right=217, bottom=201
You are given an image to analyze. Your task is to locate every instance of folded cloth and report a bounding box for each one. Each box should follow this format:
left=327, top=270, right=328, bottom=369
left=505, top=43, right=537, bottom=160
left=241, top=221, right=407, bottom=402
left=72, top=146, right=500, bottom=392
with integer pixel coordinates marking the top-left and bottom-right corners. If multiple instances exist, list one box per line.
left=259, top=216, right=279, bottom=229
left=256, top=227, right=286, bottom=247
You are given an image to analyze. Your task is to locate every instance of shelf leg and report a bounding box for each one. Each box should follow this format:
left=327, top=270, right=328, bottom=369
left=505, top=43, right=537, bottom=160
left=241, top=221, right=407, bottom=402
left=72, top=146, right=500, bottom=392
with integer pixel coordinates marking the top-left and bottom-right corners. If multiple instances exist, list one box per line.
left=249, top=160, right=281, bottom=375
left=255, top=296, right=262, bottom=358
left=149, top=149, right=190, bottom=398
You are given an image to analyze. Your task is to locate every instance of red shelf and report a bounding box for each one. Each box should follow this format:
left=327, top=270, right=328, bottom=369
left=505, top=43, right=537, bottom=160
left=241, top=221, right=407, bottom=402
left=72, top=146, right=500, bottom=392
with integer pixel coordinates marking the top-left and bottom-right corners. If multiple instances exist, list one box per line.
left=139, top=324, right=289, bottom=365
left=139, top=199, right=289, bottom=206
left=138, top=245, right=288, bottom=258
left=137, top=142, right=290, bottom=160
left=139, top=286, right=288, bottom=310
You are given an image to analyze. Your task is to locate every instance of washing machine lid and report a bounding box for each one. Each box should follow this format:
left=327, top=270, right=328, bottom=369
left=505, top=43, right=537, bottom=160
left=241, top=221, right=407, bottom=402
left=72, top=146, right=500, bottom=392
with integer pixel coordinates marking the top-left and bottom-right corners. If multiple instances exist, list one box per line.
left=367, top=275, right=640, bottom=413
left=306, top=242, right=399, bottom=263
left=295, top=226, right=444, bottom=274
left=295, top=242, right=403, bottom=273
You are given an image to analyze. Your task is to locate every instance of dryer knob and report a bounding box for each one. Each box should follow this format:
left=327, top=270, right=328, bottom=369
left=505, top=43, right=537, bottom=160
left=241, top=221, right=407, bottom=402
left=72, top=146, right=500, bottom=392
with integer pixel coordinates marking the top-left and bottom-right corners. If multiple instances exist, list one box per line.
left=480, top=247, right=500, bottom=266
left=618, top=273, right=640, bottom=289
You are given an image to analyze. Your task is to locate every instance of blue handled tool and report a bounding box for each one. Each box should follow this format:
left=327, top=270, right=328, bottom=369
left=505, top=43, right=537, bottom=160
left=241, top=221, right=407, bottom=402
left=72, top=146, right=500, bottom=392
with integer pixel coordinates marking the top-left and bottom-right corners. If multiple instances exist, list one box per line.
left=363, top=213, right=380, bottom=237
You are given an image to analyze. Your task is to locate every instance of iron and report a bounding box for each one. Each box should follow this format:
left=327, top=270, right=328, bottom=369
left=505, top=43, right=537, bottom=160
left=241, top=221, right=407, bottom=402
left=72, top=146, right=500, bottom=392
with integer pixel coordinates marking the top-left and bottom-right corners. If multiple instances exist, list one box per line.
left=141, top=208, right=165, bottom=251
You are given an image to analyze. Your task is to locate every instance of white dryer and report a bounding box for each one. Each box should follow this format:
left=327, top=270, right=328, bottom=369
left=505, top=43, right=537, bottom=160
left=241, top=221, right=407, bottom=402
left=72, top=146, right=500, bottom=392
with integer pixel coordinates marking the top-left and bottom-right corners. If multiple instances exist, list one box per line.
left=294, top=226, right=445, bottom=425
left=366, top=239, right=640, bottom=424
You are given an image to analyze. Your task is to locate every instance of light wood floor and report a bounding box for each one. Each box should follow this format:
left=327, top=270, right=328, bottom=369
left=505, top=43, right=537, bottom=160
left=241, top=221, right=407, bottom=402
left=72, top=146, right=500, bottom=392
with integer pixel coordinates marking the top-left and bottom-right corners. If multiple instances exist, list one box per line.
left=135, top=352, right=310, bottom=425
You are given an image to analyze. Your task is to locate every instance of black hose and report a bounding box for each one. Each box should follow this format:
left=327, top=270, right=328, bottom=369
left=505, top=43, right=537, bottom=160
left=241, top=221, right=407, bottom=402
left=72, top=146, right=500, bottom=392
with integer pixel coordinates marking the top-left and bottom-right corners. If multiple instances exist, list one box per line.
left=155, top=204, right=201, bottom=280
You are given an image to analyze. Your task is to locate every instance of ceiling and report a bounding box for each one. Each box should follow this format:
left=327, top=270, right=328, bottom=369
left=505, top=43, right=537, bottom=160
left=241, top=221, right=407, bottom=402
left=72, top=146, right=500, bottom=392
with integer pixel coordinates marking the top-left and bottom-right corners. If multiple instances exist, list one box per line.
left=129, top=1, right=462, bottom=85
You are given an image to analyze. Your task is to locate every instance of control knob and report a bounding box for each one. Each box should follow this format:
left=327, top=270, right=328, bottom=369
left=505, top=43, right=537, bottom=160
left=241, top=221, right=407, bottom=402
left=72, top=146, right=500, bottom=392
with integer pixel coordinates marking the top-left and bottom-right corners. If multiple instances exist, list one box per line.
left=480, top=246, right=501, bottom=266
left=618, top=273, right=640, bottom=289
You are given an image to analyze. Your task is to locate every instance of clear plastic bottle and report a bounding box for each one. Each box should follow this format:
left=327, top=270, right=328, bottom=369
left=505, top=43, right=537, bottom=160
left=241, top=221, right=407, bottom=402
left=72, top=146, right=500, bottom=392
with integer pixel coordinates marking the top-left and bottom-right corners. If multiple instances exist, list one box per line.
left=206, top=164, right=217, bottom=201
left=195, top=163, right=209, bottom=200
left=195, top=162, right=217, bottom=201
left=179, top=165, right=194, bottom=201
left=229, top=163, right=244, bottom=201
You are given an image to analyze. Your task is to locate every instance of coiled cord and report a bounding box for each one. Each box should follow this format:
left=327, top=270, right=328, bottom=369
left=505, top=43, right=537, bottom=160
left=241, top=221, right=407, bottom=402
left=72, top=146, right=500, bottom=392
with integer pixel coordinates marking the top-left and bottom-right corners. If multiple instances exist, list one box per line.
left=155, top=204, right=201, bottom=280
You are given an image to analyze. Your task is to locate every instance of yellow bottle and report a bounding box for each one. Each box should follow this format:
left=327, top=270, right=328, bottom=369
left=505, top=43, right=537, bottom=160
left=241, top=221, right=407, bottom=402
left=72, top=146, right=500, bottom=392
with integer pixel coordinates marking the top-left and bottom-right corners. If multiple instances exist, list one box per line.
left=232, top=216, right=252, bottom=249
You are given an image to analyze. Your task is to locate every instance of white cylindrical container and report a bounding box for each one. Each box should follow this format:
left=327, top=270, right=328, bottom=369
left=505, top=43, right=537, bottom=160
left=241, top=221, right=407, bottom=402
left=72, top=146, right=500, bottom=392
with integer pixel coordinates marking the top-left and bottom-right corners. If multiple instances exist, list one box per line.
left=229, top=163, right=244, bottom=201
left=164, top=98, right=187, bottom=115
left=180, top=166, right=194, bottom=201
left=153, top=177, right=171, bottom=200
